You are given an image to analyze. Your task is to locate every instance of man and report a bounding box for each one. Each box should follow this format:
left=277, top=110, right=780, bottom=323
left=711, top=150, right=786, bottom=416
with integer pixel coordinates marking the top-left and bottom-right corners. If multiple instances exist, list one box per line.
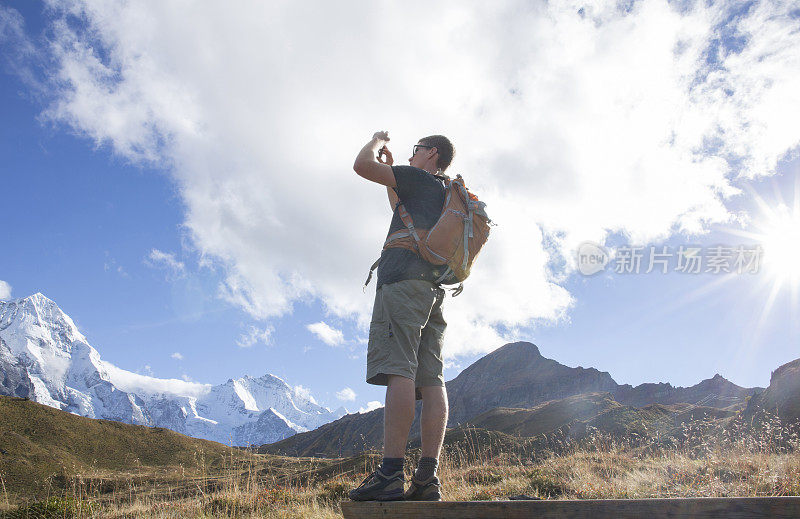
left=348, top=130, right=455, bottom=501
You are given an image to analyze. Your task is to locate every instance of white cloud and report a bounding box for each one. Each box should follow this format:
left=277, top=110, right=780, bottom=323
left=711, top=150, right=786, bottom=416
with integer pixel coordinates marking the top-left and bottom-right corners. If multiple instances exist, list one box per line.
left=171, top=352, right=183, bottom=360
left=236, top=325, right=273, bottom=348
left=106, top=360, right=210, bottom=397
left=307, top=321, right=345, bottom=346
left=0, top=5, right=36, bottom=79
left=0, top=280, right=11, bottom=300
left=336, top=387, right=356, bottom=401
left=358, top=401, right=383, bottom=414
left=294, top=384, right=318, bottom=405
left=18, top=1, right=800, bottom=360
left=145, top=249, right=185, bottom=278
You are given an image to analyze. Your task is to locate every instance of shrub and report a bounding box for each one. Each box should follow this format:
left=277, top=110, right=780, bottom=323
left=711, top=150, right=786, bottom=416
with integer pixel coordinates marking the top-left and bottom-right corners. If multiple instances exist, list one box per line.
left=525, top=467, right=567, bottom=498
left=316, top=478, right=351, bottom=504
left=204, top=496, right=250, bottom=518
left=462, top=467, right=504, bottom=485
left=257, top=486, right=294, bottom=505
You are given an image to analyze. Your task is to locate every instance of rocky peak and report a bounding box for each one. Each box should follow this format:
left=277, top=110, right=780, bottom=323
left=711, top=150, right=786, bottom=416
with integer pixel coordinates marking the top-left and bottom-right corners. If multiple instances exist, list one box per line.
left=696, top=373, right=737, bottom=389
left=446, top=341, right=618, bottom=426
left=745, top=357, right=800, bottom=424
left=0, top=293, right=87, bottom=349
left=770, top=358, right=800, bottom=385
left=494, top=341, right=543, bottom=359
left=455, top=341, right=543, bottom=378
left=613, top=371, right=757, bottom=409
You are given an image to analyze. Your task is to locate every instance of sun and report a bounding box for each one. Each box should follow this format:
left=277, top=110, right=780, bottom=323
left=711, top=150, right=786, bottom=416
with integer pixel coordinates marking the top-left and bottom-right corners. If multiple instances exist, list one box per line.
left=758, top=204, right=800, bottom=286
left=711, top=175, right=800, bottom=338
left=735, top=171, right=800, bottom=293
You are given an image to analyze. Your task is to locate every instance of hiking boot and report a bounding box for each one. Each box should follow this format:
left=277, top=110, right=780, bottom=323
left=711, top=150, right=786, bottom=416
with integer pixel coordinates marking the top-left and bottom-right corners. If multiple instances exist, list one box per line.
left=403, top=475, right=442, bottom=501
left=348, top=468, right=405, bottom=501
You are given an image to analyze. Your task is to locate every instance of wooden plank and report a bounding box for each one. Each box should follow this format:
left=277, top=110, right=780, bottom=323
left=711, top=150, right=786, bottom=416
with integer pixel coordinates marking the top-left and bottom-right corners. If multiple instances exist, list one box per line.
left=341, top=497, right=800, bottom=519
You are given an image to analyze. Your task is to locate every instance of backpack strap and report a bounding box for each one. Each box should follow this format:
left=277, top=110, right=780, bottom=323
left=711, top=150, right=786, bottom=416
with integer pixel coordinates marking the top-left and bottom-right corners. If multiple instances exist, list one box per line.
left=434, top=266, right=452, bottom=285
left=363, top=257, right=381, bottom=290
left=396, top=202, right=422, bottom=248
left=383, top=187, right=426, bottom=253
left=455, top=178, right=473, bottom=271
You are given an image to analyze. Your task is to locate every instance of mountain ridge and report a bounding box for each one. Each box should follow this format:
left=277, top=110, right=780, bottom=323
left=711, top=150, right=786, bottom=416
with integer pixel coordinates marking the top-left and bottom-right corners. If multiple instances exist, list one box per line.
left=4, top=293, right=782, bottom=457
left=262, top=341, right=768, bottom=457
left=0, top=293, right=345, bottom=446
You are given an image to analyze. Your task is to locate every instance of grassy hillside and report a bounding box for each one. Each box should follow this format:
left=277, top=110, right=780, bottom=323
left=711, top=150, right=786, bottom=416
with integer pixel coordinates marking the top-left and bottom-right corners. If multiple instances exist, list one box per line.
left=261, top=392, right=744, bottom=459
left=0, top=396, right=245, bottom=500
left=2, top=394, right=800, bottom=517
left=0, top=396, right=345, bottom=505
left=466, top=393, right=620, bottom=437
left=260, top=407, right=388, bottom=458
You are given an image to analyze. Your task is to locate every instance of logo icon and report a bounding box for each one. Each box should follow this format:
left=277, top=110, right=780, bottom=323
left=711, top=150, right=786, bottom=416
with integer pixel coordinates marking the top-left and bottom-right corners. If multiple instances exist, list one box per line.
left=576, top=241, right=609, bottom=275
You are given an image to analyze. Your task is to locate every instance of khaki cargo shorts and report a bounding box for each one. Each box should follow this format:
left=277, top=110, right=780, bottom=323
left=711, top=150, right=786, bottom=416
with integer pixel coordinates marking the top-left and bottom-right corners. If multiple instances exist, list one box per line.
left=366, top=279, right=446, bottom=399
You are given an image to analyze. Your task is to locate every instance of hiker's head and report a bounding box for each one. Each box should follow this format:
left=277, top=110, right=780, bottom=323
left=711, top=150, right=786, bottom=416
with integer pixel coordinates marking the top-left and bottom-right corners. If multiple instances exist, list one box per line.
left=409, top=135, right=455, bottom=173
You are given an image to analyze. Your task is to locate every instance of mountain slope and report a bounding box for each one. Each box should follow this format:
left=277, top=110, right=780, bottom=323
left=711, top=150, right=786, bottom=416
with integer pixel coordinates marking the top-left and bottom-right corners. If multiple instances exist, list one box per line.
left=447, top=341, right=758, bottom=426
left=613, top=373, right=754, bottom=409
left=447, top=342, right=619, bottom=426
left=744, top=357, right=800, bottom=425
left=0, top=395, right=242, bottom=501
left=261, top=342, right=761, bottom=457
left=465, top=392, right=621, bottom=437
left=261, top=407, right=388, bottom=458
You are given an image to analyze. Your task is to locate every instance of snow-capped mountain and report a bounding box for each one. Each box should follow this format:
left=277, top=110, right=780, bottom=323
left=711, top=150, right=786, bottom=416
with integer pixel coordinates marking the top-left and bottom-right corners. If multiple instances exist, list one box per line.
left=0, top=293, right=346, bottom=445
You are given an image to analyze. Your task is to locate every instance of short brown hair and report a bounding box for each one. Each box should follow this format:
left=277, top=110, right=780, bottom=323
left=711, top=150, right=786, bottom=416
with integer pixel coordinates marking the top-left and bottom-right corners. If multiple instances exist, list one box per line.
left=419, top=135, right=455, bottom=172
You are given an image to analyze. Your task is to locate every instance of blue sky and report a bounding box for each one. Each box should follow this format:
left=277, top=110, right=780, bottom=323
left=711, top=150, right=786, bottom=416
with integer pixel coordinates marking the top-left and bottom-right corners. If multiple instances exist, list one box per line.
left=1, top=1, right=799, bottom=413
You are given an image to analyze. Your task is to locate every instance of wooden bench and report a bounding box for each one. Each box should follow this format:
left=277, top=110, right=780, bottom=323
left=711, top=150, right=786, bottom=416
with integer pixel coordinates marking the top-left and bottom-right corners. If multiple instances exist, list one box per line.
left=341, top=496, right=800, bottom=518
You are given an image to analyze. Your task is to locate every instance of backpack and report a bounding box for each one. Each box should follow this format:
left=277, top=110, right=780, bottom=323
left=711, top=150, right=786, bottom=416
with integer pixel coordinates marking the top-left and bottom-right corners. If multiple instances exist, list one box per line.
left=365, top=173, right=492, bottom=296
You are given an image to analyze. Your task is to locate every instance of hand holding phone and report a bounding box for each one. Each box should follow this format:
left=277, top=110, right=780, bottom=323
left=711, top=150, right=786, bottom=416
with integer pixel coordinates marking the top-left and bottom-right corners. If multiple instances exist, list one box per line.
left=377, top=146, right=393, bottom=165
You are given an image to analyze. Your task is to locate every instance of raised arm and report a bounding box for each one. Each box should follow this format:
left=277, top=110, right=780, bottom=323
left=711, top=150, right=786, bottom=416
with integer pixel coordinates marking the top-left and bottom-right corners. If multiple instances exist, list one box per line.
left=353, top=131, right=396, bottom=188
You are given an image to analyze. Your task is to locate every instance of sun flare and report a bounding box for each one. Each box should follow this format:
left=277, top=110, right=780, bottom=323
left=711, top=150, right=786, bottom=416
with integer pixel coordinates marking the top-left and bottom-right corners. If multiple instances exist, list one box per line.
left=707, top=176, right=800, bottom=340
left=759, top=205, right=800, bottom=285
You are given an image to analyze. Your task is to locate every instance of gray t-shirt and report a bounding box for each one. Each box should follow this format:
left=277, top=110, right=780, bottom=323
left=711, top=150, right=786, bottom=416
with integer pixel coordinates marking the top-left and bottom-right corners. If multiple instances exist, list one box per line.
left=376, top=165, right=455, bottom=288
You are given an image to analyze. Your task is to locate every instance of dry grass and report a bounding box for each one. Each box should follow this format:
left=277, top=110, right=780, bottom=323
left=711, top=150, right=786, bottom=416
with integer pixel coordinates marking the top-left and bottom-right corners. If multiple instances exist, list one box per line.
left=4, top=412, right=799, bottom=518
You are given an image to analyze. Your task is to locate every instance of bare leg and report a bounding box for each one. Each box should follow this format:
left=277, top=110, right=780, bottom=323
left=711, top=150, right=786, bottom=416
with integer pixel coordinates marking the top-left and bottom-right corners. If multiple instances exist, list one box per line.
left=383, top=375, right=416, bottom=459
left=419, top=385, right=448, bottom=459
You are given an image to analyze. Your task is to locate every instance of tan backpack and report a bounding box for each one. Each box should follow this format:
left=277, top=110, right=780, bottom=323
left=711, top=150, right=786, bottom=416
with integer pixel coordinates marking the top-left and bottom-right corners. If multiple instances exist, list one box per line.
left=365, top=173, right=492, bottom=296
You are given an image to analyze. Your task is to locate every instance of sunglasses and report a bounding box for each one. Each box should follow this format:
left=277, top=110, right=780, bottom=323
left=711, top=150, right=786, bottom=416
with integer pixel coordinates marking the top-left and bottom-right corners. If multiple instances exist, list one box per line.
left=413, top=144, right=436, bottom=155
